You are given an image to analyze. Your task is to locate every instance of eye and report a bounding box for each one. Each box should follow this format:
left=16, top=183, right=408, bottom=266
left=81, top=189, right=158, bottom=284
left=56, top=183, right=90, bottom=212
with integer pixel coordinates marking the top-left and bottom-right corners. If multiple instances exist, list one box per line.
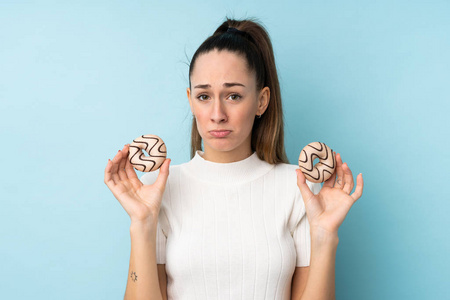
left=228, top=93, right=242, bottom=101
left=197, top=94, right=209, bottom=101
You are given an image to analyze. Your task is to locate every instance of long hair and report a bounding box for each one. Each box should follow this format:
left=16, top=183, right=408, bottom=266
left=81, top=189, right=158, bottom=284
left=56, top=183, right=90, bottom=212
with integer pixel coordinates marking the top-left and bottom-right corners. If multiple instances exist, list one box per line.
left=188, top=17, right=289, bottom=164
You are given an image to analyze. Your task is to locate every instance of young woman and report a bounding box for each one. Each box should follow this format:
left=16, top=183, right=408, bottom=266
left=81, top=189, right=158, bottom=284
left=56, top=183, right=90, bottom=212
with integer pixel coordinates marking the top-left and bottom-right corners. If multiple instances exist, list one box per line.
left=104, top=17, right=364, bottom=300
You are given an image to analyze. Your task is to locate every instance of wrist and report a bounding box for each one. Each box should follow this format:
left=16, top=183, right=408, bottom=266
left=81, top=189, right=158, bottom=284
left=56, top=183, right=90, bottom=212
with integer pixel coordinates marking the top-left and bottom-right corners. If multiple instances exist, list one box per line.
left=130, top=210, right=159, bottom=228
left=130, top=218, right=157, bottom=232
left=310, top=227, right=339, bottom=246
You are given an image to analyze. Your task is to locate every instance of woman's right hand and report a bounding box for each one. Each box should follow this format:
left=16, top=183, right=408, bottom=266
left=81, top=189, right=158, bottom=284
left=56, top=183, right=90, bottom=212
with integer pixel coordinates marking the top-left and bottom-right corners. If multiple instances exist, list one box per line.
left=104, top=144, right=171, bottom=224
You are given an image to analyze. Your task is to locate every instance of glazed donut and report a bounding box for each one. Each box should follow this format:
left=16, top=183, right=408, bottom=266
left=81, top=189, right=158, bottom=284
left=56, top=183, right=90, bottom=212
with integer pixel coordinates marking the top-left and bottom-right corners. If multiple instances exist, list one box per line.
left=128, top=134, right=167, bottom=172
left=298, top=142, right=336, bottom=183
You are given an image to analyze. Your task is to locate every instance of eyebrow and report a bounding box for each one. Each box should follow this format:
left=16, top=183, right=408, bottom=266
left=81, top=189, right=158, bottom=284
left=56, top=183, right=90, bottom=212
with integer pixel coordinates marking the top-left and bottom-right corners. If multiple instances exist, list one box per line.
left=194, top=82, right=246, bottom=89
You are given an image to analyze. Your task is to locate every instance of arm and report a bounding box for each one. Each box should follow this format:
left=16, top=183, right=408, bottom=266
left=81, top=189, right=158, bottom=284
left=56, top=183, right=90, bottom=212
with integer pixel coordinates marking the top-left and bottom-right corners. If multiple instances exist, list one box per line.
left=291, top=230, right=338, bottom=300
left=103, top=144, right=171, bottom=300
left=296, top=230, right=338, bottom=300
left=124, top=220, right=164, bottom=300
left=294, top=151, right=364, bottom=300
left=291, top=266, right=309, bottom=299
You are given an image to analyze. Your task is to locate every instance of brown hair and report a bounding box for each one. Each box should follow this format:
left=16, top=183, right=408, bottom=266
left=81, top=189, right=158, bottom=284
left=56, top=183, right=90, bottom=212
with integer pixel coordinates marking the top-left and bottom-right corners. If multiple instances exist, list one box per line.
left=188, top=17, right=289, bottom=164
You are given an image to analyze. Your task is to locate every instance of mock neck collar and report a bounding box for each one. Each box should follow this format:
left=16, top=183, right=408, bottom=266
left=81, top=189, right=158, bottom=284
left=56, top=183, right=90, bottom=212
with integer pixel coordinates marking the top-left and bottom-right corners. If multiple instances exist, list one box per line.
left=183, top=150, right=274, bottom=185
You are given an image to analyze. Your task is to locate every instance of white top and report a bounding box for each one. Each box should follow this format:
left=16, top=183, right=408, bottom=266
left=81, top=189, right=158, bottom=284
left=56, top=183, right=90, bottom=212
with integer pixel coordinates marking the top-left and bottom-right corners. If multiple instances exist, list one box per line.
left=140, top=150, right=322, bottom=300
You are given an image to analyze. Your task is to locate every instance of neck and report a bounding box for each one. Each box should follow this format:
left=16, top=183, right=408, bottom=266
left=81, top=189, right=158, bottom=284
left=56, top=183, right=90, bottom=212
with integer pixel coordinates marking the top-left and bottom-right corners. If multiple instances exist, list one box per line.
left=185, top=149, right=274, bottom=185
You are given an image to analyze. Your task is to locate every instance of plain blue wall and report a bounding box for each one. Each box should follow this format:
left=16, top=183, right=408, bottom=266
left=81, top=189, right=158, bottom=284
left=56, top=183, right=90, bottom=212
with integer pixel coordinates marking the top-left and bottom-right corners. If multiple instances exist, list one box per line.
left=1, top=1, right=449, bottom=299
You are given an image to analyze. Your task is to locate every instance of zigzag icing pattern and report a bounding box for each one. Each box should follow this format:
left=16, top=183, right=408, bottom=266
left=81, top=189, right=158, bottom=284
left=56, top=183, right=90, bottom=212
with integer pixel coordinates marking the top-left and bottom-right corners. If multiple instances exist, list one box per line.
left=298, top=142, right=336, bottom=183
left=128, top=134, right=167, bottom=172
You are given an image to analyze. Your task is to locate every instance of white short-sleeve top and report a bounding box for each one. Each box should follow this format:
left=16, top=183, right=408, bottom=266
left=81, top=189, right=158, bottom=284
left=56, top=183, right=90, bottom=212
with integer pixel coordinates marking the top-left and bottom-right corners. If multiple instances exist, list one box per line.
left=140, top=150, right=321, bottom=300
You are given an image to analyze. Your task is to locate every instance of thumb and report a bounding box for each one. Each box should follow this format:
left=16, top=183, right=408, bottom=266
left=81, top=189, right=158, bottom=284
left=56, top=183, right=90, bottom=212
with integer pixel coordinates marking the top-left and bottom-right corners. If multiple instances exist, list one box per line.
left=154, top=158, right=171, bottom=192
left=296, top=169, right=314, bottom=204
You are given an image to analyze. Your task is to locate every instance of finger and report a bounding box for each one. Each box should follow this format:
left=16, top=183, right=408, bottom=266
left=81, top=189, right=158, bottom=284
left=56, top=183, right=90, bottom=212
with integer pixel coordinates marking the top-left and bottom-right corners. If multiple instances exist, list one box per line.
left=104, top=159, right=116, bottom=187
left=351, top=173, right=364, bottom=201
left=153, top=158, right=171, bottom=193
left=118, top=146, right=129, bottom=181
left=323, top=151, right=337, bottom=188
left=110, top=150, right=122, bottom=183
left=335, top=153, right=344, bottom=189
left=124, top=146, right=142, bottom=188
left=323, top=163, right=336, bottom=188
left=296, top=169, right=314, bottom=204
left=342, top=162, right=355, bottom=194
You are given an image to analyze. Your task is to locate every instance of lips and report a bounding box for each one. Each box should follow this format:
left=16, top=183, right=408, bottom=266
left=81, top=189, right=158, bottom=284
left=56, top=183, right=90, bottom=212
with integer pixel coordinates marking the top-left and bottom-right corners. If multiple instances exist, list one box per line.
left=209, top=130, right=231, bottom=138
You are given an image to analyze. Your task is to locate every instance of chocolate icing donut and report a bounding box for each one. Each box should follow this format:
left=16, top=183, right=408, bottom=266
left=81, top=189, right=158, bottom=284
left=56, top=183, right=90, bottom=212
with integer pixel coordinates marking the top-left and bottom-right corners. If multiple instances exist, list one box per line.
left=128, top=134, right=167, bottom=172
left=298, top=142, right=336, bottom=183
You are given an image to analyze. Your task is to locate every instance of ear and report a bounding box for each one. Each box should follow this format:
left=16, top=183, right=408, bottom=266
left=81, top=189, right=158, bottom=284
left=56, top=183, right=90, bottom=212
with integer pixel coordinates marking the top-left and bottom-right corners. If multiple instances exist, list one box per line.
left=187, top=87, right=194, bottom=114
left=257, top=86, right=270, bottom=115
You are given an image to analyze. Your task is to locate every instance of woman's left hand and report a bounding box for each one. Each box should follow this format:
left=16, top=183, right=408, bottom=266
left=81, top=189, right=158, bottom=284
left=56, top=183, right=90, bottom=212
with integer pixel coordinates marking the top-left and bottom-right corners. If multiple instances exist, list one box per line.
left=296, top=152, right=364, bottom=236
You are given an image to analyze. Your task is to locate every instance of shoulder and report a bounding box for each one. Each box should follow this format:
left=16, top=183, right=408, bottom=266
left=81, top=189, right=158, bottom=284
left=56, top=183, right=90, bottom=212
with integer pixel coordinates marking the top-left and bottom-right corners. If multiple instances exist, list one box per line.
left=139, top=164, right=183, bottom=185
left=271, top=162, right=321, bottom=194
left=273, top=161, right=299, bottom=173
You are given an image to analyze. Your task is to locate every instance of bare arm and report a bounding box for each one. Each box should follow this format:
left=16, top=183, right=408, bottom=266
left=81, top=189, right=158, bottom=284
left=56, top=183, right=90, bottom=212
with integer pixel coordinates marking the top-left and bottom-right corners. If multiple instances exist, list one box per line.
left=124, top=221, right=164, bottom=300
left=291, top=266, right=309, bottom=299
left=294, top=151, right=364, bottom=300
left=298, top=230, right=338, bottom=300
left=104, top=144, right=171, bottom=300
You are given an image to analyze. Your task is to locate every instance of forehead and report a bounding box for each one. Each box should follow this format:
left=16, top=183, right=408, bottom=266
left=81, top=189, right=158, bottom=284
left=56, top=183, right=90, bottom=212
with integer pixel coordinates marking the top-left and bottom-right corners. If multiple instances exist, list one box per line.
left=191, top=49, right=255, bottom=85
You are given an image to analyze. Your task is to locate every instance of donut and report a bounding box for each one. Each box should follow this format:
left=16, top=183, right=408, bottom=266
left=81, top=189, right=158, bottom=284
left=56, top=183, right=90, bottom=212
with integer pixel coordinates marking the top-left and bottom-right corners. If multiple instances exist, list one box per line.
left=128, top=134, right=167, bottom=172
left=298, top=142, right=336, bottom=183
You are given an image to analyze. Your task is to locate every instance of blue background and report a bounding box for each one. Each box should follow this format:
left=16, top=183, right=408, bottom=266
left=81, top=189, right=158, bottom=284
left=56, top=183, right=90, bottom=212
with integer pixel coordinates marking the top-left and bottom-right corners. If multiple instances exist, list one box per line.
left=1, top=0, right=449, bottom=299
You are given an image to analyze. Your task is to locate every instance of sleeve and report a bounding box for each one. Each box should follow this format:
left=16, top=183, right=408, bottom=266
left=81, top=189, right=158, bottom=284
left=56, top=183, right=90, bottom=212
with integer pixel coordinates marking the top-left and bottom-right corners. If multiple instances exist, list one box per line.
left=140, top=171, right=168, bottom=264
left=291, top=181, right=323, bottom=267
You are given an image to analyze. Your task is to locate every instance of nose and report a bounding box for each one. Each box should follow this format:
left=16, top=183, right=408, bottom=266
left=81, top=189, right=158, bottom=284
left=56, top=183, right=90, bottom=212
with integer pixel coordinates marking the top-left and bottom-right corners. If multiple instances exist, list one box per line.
left=210, top=99, right=228, bottom=123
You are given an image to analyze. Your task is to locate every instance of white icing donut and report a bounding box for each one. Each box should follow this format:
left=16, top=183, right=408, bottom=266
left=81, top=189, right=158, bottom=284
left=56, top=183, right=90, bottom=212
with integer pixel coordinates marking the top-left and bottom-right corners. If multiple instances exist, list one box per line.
left=298, top=142, right=336, bottom=183
left=128, top=134, right=167, bottom=172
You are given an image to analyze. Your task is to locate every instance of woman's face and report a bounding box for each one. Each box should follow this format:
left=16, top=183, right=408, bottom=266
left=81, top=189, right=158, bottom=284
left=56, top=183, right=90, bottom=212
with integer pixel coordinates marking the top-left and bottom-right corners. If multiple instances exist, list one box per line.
left=187, top=49, right=269, bottom=162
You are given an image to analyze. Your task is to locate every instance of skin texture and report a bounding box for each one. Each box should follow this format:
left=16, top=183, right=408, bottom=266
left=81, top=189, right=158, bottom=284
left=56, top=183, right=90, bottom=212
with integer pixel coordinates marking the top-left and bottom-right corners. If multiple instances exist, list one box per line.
left=186, top=49, right=270, bottom=163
